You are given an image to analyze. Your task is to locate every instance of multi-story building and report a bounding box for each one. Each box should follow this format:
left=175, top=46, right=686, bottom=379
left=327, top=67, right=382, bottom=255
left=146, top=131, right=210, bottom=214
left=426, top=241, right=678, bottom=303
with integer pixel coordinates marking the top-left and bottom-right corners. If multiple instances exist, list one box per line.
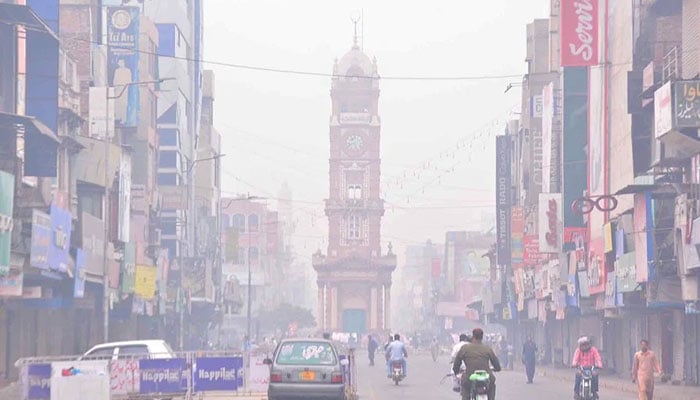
left=479, top=0, right=700, bottom=386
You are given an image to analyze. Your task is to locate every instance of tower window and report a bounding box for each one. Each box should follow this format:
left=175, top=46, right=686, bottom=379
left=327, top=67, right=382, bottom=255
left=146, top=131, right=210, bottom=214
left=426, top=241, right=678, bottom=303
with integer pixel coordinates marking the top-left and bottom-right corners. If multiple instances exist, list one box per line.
left=348, top=185, right=362, bottom=200
left=348, top=215, right=360, bottom=239
left=248, top=214, right=259, bottom=232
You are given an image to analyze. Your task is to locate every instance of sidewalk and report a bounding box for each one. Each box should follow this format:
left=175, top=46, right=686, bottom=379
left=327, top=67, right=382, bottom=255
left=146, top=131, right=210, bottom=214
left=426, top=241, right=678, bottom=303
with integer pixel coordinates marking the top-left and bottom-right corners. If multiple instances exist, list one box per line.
left=518, top=364, right=700, bottom=400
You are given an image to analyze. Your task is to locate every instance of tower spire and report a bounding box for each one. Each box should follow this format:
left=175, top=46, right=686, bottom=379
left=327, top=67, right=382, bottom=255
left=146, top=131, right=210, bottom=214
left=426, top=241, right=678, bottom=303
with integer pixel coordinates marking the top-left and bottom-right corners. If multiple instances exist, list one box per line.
left=351, top=14, right=360, bottom=49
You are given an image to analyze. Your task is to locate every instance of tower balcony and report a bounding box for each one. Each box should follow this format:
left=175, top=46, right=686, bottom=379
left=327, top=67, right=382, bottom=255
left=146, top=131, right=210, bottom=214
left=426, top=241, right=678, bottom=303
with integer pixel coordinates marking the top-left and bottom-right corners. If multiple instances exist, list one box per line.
left=324, top=198, right=384, bottom=213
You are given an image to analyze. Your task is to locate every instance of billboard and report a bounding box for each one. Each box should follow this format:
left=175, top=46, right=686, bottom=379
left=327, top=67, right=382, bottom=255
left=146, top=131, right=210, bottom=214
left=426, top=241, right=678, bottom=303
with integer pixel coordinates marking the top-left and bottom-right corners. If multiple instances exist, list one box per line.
left=560, top=0, right=599, bottom=66
left=538, top=193, right=562, bottom=253
left=541, top=83, right=554, bottom=193
left=674, top=80, right=700, bottom=129
left=30, top=210, right=51, bottom=269
left=81, top=212, right=105, bottom=276
left=0, top=171, right=15, bottom=275
left=107, top=6, right=140, bottom=127
left=654, top=82, right=672, bottom=138
left=48, top=204, right=72, bottom=274
left=562, top=67, right=588, bottom=232
left=495, top=135, right=511, bottom=265
left=118, top=152, right=131, bottom=242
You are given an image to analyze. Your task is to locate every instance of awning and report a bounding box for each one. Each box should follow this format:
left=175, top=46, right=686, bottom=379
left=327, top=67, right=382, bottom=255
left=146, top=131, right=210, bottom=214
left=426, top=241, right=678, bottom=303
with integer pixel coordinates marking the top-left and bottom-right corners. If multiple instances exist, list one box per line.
left=0, top=3, right=58, bottom=40
left=0, top=112, right=59, bottom=143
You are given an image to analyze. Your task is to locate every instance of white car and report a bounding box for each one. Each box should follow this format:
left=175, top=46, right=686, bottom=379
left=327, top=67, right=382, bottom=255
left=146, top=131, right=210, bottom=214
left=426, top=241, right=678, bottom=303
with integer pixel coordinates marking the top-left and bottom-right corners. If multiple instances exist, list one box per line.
left=81, top=340, right=176, bottom=360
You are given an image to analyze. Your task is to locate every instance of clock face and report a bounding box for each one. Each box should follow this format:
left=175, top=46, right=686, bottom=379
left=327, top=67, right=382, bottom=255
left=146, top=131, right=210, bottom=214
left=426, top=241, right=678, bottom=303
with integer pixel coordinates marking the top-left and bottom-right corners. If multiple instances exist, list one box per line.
left=346, top=135, right=364, bottom=152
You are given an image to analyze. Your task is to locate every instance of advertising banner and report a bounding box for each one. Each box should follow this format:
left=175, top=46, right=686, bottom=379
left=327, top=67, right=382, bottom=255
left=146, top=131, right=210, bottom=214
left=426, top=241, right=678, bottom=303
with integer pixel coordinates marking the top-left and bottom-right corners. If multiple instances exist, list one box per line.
left=616, top=252, right=638, bottom=293
left=139, top=358, right=187, bottom=394
left=81, top=212, right=104, bottom=276
left=588, top=238, right=606, bottom=294
left=22, top=363, right=51, bottom=400
left=0, top=171, right=14, bottom=275
left=48, top=205, right=72, bottom=274
left=538, top=193, right=562, bottom=253
left=495, top=135, right=511, bottom=265
left=74, top=249, right=86, bottom=298
left=121, top=243, right=136, bottom=293
left=562, top=67, right=588, bottom=231
left=633, top=193, right=652, bottom=282
left=107, top=6, right=140, bottom=127
left=0, top=269, right=23, bottom=297
left=50, top=360, right=110, bottom=400
left=30, top=210, right=51, bottom=269
left=118, top=152, right=131, bottom=242
left=511, top=206, right=524, bottom=268
left=110, top=359, right=140, bottom=396
left=249, top=354, right=270, bottom=392
left=531, top=95, right=543, bottom=118
left=523, top=235, right=547, bottom=266
left=673, top=80, right=700, bottom=129
left=654, top=82, right=673, bottom=138
left=560, top=0, right=599, bottom=66
left=193, top=357, right=244, bottom=391
left=541, top=83, right=554, bottom=193
left=135, top=264, right=157, bottom=299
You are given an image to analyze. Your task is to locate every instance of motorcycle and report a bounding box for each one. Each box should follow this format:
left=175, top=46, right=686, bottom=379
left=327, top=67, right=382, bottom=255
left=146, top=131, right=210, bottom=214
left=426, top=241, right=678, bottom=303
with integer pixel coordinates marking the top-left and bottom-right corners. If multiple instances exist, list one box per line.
left=576, top=366, right=598, bottom=400
left=468, top=370, right=490, bottom=400
left=390, top=360, right=405, bottom=385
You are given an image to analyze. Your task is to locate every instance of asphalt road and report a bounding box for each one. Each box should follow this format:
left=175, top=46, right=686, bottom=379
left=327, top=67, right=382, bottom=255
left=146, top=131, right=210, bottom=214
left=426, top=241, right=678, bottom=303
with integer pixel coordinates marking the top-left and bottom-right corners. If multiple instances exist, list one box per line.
left=355, top=351, right=639, bottom=400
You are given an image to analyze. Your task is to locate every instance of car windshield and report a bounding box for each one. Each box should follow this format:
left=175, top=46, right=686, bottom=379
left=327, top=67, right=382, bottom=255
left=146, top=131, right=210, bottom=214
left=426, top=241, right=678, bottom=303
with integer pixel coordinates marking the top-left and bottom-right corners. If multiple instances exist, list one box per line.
left=275, top=342, right=337, bottom=365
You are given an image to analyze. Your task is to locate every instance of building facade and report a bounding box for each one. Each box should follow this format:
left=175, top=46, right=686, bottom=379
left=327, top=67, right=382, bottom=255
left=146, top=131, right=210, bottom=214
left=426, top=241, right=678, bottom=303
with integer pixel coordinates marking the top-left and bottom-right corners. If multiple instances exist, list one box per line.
left=313, top=38, right=396, bottom=334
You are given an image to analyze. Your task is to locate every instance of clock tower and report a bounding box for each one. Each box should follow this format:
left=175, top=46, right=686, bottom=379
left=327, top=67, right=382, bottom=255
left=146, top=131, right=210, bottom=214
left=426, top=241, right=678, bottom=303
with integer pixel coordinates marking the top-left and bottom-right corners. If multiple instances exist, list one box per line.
left=313, top=37, right=397, bottom=334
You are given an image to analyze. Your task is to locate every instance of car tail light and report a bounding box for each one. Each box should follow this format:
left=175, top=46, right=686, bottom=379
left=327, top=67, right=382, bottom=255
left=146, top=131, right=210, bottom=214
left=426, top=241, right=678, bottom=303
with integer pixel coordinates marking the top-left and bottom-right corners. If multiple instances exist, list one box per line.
left=331, top=373, right=343, bottom=383
left=270, top=373, right=283, bottom=383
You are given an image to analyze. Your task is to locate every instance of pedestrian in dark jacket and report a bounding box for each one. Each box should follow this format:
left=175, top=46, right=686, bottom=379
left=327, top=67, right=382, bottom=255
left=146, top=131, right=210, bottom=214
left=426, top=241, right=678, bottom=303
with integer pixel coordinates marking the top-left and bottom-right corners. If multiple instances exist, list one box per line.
left=522, top=336, right=538, bottom=383
left=367, top=335, right=379, bottom=366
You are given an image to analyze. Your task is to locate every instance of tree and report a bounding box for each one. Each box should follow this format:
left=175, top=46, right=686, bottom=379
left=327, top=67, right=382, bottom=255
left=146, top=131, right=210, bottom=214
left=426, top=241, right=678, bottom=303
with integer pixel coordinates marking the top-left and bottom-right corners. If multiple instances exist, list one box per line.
left=258, top=303, right=316, bottom=333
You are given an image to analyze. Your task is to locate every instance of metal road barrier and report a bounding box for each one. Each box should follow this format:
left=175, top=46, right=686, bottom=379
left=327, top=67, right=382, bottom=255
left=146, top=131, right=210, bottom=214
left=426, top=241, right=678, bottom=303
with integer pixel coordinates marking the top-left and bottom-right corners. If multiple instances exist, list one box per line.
left=14, top=346, right=358, bottom=400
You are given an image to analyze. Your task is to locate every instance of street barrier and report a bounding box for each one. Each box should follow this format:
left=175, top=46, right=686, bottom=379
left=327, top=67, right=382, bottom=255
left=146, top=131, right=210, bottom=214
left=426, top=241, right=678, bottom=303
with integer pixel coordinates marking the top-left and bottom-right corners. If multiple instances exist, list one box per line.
left=15, top=346, right=358, bottom=400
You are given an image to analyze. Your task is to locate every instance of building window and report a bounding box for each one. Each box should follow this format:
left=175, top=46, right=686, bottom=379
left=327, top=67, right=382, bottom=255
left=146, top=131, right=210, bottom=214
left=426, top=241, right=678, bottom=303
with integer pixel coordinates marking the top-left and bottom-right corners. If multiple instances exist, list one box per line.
left=159, top=151, right=178, bottom=168
left=232, top=214, right=245, bottom=232
left=348, top=215, right=360, bottom=239
left=236, top=247, right=246, bottom=264
left=249, top=247, right=259, bottom=264
left=157, top=173, right=177, bottom=185
left=248, top=214, right=259, bottom=232
left=348, top=184, right=362, bottom=200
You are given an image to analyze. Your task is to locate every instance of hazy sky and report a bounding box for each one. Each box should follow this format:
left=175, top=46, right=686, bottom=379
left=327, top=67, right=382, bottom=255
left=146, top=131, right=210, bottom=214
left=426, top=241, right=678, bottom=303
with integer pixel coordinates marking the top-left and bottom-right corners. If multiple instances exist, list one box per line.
left=204, top=0, right=550, bottom=265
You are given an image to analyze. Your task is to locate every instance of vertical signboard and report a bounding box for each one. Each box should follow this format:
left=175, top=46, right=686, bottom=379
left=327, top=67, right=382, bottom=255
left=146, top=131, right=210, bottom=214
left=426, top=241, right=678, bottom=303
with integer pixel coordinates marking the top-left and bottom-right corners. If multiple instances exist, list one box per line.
left=135, top=264, right=157, bottom=299
left=654, top=81, right=672, bottom=138
left=74, top=249, right=86, bottom=298
left=48, top=204, right=72, bottom=274
left=538, top=193, right=562, bottom=253
left=30, top=210, right=51, bottom=269
left=107, top=6, right=140, bottom=127
left=562, top=67, right=588, bottom=233
left=511, top=206, right=524, bottom=268
left=633, top=193, right=652, bottom=283
left=541, top=83, right=554, bottom=193
left=496, top=135, right=511, bottom=266
left=588, top=238, right=606, bottom=294
left=118, top=152, right=131, bottom=242
left=81, top=212, right=105, bottom=276
left=560, top=0, right=599, bottom=66
left=0, top=171, right=14, bottom=275
left=121, top=243, right=136, bottom=293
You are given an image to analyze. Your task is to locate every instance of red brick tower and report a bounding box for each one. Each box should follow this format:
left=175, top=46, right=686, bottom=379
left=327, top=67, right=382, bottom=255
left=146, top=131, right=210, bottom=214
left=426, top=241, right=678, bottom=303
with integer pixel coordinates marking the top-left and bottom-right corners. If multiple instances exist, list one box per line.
left=313, top=37, right=397, bottom=334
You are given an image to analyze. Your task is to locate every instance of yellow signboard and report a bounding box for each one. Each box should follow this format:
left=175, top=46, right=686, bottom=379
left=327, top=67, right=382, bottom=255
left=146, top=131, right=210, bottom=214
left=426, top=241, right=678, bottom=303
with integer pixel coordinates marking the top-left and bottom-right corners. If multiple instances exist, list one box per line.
left=134, top=264, right=157, bottom=299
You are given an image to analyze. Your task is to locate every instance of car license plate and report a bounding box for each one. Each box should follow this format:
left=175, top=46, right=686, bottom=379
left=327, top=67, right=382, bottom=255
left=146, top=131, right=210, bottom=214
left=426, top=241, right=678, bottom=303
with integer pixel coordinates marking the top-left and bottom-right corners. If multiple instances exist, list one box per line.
left=300, top=371, right=316, bottom=381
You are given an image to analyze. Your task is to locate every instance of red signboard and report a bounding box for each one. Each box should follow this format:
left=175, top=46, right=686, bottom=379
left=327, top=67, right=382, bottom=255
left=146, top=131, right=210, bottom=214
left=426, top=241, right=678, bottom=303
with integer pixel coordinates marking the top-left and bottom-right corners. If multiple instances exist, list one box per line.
left=431, top=258, right=441, bottom=278
left=588, top=237, right=606, bottom=295
left=560, top=0, right=599, bottom=67
left=523, top=235, right=548, bottom=266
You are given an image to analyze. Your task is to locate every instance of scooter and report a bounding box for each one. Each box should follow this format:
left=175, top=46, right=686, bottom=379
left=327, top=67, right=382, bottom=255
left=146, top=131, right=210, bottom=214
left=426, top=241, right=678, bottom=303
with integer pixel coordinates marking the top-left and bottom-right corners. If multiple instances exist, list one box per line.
left=468, top=370, right=490, bottom=400
left=390, top=360, right=405, bottom=385
left=576, top=366, right=598, bottom=400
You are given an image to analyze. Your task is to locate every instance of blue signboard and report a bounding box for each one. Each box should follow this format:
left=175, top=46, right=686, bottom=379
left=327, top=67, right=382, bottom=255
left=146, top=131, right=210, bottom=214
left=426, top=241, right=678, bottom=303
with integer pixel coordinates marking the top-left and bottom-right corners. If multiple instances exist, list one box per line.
left=48, top=205, right=71, bottom=273
left=107, top=6, right=140, bottom=127
left=74, top=248, right=86, bottom=298
left=193, top=357, right=243, bottom=391
left=139, top=358, right=188, bottom=394
left=25, top=363, right=51, bottom=400
left=30, top=210, right=51, bottom=269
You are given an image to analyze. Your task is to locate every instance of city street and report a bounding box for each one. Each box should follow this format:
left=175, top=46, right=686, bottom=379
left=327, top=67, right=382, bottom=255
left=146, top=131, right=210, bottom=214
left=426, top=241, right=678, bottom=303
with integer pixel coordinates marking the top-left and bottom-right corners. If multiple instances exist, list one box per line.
left=355, top=352, right=638, bottom=400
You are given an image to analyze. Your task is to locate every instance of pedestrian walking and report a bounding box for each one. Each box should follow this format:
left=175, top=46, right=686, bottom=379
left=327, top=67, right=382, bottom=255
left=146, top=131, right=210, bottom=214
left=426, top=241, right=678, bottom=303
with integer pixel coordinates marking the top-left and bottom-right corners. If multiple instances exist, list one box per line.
left=367, top=334, right=379, bottom=366
left=632, top=339, right=662, bottom=400
left=522, top=336, right=537, bottom=383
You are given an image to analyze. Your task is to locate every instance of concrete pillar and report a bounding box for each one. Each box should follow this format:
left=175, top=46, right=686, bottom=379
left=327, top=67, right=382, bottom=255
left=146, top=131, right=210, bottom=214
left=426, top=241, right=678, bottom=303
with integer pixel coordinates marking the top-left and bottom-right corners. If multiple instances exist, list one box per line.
left=370, top=286, right=378, bottom=330
left=330, top=286, right=338, bottom=330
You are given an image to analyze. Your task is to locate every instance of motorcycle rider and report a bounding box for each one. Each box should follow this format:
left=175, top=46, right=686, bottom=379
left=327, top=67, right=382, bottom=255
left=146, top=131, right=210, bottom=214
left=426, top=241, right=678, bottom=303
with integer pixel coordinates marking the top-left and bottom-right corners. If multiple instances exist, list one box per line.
left=453, top=328, right=501, bottom=400
left=385, top=333, right=408, bottom=378
left=571, top=336, right=603, bottom=400
left=451, top=333, right=471, bottom=362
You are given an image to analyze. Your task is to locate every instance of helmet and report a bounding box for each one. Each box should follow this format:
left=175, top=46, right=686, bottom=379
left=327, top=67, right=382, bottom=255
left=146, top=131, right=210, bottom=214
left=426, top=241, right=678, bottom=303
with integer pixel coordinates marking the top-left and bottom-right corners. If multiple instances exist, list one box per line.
left=577, top=336, right=590, bottom=345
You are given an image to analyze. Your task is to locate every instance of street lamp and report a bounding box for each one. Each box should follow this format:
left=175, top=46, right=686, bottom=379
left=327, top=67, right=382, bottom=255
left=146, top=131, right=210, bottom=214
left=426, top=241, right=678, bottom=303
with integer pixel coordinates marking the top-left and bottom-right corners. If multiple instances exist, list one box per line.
left=102, top=78, right=174, bottom=342
left=220, top=194, right=266, bottom=350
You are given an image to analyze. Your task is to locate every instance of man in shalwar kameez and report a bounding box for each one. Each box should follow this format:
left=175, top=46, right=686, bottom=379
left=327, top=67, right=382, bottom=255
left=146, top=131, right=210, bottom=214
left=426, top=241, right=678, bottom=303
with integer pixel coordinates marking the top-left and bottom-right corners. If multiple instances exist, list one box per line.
left=631, top=339, right=662, bottom=400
